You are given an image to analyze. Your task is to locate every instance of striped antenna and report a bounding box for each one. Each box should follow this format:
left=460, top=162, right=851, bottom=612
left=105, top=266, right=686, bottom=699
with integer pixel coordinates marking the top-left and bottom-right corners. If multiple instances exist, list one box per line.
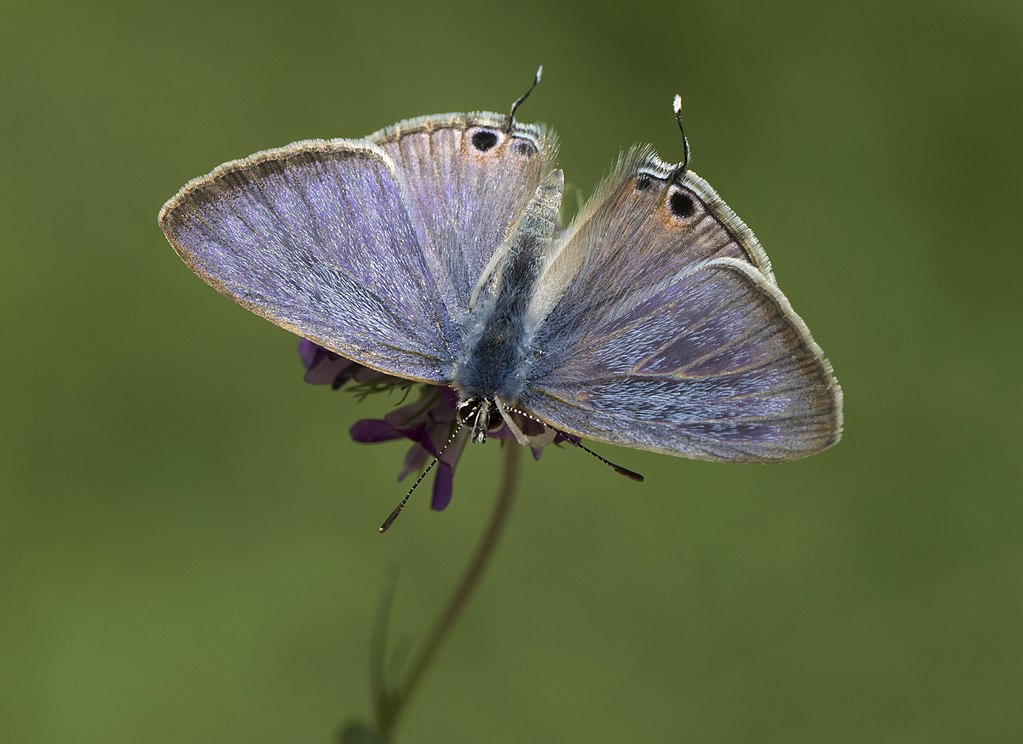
left=378, top=424, right=463, bottom=533
left=502, top=405, right=644, bottom=482
left=567, top=438, right=644, bottom=482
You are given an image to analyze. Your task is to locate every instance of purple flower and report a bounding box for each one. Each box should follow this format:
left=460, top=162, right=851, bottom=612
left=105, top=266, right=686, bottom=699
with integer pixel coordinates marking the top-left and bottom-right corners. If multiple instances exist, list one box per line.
left=299, top=340, right=391, bottom=389
left=299, top=339, right=563, bottom=512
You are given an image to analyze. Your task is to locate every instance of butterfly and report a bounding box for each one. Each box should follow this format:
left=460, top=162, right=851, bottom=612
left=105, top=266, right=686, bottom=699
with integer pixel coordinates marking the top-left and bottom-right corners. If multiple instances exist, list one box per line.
left=159, top=70, right=842, bottom=525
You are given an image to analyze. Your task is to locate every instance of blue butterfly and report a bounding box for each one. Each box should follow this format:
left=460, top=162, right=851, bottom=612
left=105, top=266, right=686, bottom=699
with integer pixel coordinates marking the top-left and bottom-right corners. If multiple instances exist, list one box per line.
left=160, top=71, right=842, bottom=526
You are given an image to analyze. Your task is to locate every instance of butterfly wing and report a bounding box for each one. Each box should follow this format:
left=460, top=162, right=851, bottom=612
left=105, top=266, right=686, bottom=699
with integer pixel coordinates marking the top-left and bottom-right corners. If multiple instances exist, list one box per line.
left=159, top=139, right=457, bottom=383
left=520, top=152, right=841, bottom=462
left=526, top=147, right=776, bottom=331
left=369, top=112, right=559, bottom=317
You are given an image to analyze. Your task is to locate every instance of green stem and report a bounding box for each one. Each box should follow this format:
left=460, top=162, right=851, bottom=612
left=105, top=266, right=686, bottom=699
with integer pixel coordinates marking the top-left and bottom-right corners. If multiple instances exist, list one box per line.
left=378, top=442, right=521, bottom=739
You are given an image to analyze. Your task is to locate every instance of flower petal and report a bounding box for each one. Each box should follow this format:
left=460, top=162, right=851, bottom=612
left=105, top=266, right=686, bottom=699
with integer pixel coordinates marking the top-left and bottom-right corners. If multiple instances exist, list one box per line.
left=298, top=338, right=322, bottom=370
left=385, top=400, right=433, bottom=430
left=431, top=462, right=454, bottom=511
left=398, top=442, right=430, bottom=481
left=350, top=419, right=404, bottom=443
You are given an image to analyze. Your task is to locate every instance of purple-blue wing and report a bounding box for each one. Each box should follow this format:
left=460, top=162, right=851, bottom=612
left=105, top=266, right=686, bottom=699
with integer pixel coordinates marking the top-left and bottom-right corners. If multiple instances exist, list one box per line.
left=369, top=113, right=559, bottom=318
left=525, top=147, right=775, bottom=331
left=159, top=140, right=456, bottom=383
left=521, top=258, right=842, bottom=462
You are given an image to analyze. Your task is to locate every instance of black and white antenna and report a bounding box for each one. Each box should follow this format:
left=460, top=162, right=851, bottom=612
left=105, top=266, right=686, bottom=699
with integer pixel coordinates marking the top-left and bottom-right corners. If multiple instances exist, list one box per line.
left=566, top=437, right=645, bottom=482
left=379, top=425, right=463, bottom=533
left=502, top=405, right=644, bottom=482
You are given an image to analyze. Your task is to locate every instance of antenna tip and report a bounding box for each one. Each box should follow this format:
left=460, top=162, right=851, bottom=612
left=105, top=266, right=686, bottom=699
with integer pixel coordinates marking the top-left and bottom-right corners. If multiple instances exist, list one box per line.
left=535, top=65, right=543, bottom=82
left=613, top=464, right=645, bottom=483
left=673, top=94, right=683, bottom=114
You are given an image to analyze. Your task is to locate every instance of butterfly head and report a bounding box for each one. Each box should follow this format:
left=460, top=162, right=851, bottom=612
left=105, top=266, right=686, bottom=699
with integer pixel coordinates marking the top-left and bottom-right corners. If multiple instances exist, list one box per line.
left=456, top=396, right=503, bottom=444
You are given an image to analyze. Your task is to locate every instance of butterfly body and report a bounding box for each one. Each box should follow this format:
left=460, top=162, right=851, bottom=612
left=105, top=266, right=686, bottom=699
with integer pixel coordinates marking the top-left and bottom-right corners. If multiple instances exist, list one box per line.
left=160, top=105, right=842, bottom=463
left=454, top=168, right=562, bottom=406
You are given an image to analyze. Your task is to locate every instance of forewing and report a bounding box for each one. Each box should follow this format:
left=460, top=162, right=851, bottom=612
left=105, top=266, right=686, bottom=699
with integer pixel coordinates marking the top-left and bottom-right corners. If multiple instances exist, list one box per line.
left=159, top=139, right=456, bottom=383
left=521, top=259, right=842, bottom=462
left=370, top=112, right=559, bottom=317
left=527, top=147, right=775, bottom=330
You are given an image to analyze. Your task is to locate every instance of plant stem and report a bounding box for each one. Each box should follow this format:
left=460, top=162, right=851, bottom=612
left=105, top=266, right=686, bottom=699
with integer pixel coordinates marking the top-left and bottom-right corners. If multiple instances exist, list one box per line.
left=379, top=442, right=521, bottom=739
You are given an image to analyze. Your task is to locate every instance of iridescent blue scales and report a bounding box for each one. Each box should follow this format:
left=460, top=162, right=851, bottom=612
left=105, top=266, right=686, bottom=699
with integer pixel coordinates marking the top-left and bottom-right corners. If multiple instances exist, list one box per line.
left=159, top=109, right=842, bottom=463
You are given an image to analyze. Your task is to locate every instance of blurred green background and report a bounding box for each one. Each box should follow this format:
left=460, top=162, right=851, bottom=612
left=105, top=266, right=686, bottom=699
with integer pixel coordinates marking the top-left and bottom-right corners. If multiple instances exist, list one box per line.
left=3, top=0, right=1021, bottom=741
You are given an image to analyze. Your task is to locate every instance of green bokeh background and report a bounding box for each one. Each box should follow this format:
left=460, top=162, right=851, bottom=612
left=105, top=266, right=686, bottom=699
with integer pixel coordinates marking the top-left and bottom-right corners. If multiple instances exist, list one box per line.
left=3, top=1, right=1021, bottom=742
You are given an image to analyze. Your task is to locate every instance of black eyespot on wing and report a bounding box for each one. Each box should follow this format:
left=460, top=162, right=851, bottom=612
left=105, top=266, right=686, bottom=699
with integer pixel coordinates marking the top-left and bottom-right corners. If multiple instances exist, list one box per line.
left=471, top=130, right=499, bottom=152
left=635, top=175, right=652, bottom=191
left=513, top=139, right=536, bottom=157
left=669, top=189, right=696, bottom=219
